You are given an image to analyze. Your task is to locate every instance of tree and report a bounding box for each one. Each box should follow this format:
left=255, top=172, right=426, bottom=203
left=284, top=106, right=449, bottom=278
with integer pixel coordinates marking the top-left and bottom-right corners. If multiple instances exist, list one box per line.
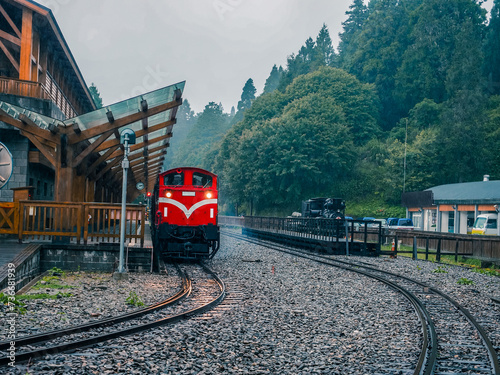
left=313, top=24, right=336, bottom=68
left=283, top=67, right=381, bottom=145
left=88, top=83, right=103, bottom=109
left=277, top=26, right=336, bottom=92
left=215, top=67, right=380, bottom=213
left=483, top=96, right=500, bottom=175
left=484, top=0, right=500, bottom=94
left=171, top=102, right=230, bottom=169
left=338, top=0, right=368, bottom=68
left=237, top=78, right=256, bottom=112
left=343, top=0, right=416, bottom=129
left=163, top=99, right=196, bottom=169
left=263, top=65, right=283, bottom=94
left=395, top=0, right=487, bottom=115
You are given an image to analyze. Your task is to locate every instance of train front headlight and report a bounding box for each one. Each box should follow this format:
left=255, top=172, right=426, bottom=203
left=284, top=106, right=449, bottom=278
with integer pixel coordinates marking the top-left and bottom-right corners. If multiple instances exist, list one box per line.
left=205, top=191, right=213, bottom=199
left=166, top=191, right=172, bottom=198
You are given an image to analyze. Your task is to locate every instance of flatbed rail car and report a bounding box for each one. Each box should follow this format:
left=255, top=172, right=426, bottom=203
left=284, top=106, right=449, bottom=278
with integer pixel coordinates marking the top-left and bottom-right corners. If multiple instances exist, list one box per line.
left=243, top=216, right=382, bottom=256
left=150, top=167, right=220, bottom=261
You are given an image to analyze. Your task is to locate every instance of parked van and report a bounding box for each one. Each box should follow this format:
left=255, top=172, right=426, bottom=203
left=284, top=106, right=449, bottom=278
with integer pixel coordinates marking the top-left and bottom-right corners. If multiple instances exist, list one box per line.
left=471, top=214, right=499, bottom=235
left=387, top=218, right=414, bottom=230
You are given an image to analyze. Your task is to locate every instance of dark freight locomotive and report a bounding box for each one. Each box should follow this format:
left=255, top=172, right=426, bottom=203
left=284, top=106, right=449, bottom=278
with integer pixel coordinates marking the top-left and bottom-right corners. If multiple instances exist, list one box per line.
left=150, top=167, right=220, bottom=261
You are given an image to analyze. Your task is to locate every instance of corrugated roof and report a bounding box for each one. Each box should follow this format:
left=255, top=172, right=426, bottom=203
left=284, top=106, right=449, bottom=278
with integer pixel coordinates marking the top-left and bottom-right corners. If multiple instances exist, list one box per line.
left=425, top=180, right=500, bottom=204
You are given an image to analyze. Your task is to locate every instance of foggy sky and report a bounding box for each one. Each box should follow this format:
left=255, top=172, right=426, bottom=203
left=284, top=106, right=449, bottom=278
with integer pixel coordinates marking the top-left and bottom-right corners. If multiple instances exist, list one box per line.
left=37, top=0, right=494, bottom=114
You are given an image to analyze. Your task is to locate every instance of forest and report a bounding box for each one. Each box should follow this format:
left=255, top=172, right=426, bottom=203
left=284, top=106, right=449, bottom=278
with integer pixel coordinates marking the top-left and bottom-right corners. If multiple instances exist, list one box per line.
left=162, top=0, right=500, bottom=218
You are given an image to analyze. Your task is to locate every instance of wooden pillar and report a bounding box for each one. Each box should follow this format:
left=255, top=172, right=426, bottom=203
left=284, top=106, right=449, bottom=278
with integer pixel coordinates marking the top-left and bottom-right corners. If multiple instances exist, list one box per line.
left=72, top=174, right=86, bottom=202
left=19, top=8, right=33, bottom=81
left=86, top=178, right=95, bottom=202
left=54, top=134, right=74, bottom=202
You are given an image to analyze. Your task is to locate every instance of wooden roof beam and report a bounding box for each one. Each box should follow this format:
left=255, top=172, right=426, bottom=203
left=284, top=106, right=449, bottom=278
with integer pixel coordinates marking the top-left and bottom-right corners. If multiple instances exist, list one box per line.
left=0, top=109, right=60, bottom=144
left=94, top=121, right=174, bottom=153
left=68, top=98, right=181, bottom=145
left=129, top=150, right=164, bottom=168
left=130, top=134, right=171, bottom=152
left=95, top=157, right=121, bottom=181
left=0, top=4, right=22, bottom=38
left=72, top=129, right=114, bottom=168
left=131, top=159, right=163, bottom=174
left=85, top=145, right=120, bottom=178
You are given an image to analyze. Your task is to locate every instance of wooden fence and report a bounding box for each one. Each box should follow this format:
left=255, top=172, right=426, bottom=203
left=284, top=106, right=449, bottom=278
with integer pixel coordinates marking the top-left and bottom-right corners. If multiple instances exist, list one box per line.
left=0, top=202, right=18, bottom=234
left=0, top=201, right=145, bottom=246
left=389, top=230, right=500, bottom=260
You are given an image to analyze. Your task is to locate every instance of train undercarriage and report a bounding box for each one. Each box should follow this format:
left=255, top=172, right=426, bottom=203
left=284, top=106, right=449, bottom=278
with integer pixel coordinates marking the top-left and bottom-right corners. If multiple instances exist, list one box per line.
left=153, top=223, right=220, bottom=262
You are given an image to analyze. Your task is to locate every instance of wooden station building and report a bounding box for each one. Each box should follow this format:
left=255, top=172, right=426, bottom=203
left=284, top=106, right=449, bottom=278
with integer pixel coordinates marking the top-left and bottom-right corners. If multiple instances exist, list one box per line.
left=0, top=0, right=183, bottom=204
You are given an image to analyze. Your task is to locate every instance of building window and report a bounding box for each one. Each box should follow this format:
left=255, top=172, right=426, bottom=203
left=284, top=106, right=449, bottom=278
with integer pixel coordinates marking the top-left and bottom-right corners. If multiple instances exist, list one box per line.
left=44, top=182, right=48, bottom=197
left=448, top=211, right=455, bottom=233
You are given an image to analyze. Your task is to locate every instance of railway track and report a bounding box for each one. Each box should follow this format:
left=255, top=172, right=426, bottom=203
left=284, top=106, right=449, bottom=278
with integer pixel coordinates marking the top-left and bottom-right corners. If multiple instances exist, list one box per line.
left=223, top=230, right=500, bottom=375
left=0, top=262, right=226, bottom=366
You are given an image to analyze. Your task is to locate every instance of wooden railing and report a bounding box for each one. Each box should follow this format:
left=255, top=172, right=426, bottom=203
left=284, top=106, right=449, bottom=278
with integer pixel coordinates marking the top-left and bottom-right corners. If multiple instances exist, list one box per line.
left=84, top=203, right=144, bottom=245
left=0, top=202, right=18, bottom=234
left=0, top=75, right=78, bottom=119
left=388, top=230, right=500, bottom=260
left=0, top=77, right=51, bottom=100
left=0, top=200, right=145, bottom=246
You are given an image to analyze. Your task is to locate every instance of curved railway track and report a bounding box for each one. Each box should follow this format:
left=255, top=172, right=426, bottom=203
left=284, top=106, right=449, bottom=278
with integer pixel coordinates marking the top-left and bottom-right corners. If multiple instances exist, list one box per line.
left=223, top=230, right=500, bottom=375
left=0, top=262, right=226, bottom=367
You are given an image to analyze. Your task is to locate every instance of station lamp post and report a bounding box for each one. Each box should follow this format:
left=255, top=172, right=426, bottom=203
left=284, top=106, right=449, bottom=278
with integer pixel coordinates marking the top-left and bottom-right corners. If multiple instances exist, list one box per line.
left=115, top=129, right=136, bottom=279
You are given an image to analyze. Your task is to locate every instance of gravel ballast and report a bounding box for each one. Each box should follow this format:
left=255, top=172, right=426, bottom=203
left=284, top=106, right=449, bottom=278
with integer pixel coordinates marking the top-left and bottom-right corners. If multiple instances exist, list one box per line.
left=2, top=229, right=499, bottom=374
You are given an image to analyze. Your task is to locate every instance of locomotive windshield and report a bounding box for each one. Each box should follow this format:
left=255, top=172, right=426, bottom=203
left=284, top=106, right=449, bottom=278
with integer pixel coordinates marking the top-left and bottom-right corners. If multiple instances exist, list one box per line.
left=192, top=172, right=213, bottom=187
left=164, top=171, right=184, bottom=186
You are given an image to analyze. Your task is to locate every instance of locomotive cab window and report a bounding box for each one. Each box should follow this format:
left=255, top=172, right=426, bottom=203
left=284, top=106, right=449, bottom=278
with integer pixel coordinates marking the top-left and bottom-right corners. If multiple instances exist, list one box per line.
left=192, top=172, right=213, bottom=188
left=164, top=171, right=184, bottom=186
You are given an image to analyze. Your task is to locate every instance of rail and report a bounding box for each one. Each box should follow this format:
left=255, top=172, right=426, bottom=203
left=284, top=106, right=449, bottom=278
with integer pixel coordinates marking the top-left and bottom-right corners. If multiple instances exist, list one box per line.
left=0, top=200, right=145, bottom=245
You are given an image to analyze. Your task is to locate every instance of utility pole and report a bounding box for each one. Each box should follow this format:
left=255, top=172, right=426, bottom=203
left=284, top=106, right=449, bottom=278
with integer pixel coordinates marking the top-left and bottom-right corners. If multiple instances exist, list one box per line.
left=403, top=118, right=408, bottom=193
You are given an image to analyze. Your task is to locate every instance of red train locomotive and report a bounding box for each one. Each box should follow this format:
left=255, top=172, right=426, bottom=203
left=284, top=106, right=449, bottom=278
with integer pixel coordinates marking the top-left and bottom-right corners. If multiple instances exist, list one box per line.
left=150, top=167, right=220, bottom=260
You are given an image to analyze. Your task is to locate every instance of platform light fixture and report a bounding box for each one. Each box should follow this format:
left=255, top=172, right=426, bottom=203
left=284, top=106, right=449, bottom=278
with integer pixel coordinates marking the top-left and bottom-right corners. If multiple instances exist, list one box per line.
left=117, top=128, right=136, bottom=276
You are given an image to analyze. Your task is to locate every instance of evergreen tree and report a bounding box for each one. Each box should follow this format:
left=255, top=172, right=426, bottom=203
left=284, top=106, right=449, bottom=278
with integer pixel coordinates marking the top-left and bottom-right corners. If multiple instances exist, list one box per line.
left=395, top=0, right=486, bottom=115
left=338, top=0, right=368, bottom=68
left=278, top=35, right=319, bottom=91
left=171, top=102, right=230, bottom=168
left=237, top=78, right=257, bottom=112
left=163, top=99, right=196, bottom=169
left=313, top=24, right=336, bottom=68
left=484, top=0, right=500, bottom=94
left=343, top=0, right=415, bottom=129
left=88, top=83, right=103, bottom=109
left=263, top=65, right=283, bottom=94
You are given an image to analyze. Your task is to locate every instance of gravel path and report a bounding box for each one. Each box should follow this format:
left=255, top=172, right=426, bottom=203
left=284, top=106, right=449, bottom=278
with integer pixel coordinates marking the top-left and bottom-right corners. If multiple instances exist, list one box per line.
left=3, top=229, right=500, bottom=374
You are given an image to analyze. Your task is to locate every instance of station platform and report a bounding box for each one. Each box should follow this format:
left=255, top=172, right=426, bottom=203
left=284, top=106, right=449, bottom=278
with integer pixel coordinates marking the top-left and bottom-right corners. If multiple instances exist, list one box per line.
left=0, top=224, right=153, bottom=269
left=0, top=236, right=28, bottom=268
left=0, top=223, right=155, bottom=292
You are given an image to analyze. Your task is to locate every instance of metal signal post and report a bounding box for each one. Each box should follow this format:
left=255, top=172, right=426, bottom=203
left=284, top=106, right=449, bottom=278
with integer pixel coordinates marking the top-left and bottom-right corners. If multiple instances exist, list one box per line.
left=117, top=129, right=136, bottom=276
